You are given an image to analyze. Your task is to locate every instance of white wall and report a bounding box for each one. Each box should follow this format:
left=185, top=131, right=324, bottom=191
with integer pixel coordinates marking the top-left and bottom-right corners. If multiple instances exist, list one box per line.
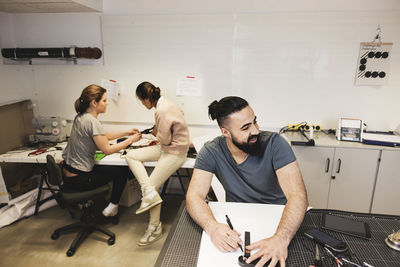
left=103, top=0, right=400, bottom=14
left=1, top=1, right=400, bottom=137
left=0, top=12, right=34, bottom=105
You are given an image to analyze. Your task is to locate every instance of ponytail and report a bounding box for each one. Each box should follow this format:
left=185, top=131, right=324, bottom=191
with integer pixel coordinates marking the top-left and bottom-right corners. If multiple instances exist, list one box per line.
left=208, top=96, right=249, bottom=127
left=136, top=81, right=161, bottom=105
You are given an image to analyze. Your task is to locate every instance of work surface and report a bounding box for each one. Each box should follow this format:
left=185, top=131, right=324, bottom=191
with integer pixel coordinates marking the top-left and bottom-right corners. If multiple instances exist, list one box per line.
left=0, top=144, right=195, bottom=203
left=0, top=144, right=195, bottom=168
left=155, top=202, right=400, bottom=267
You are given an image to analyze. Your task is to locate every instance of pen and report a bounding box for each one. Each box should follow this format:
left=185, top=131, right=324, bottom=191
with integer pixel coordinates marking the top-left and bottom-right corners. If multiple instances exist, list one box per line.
left=225, top=215, right=243, bottom=252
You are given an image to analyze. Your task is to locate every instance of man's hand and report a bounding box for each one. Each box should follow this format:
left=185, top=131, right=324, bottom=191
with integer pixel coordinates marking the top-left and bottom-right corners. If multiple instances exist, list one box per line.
left=245, top=235, right=289, bottom=267
left=208, top=223, right=242, bottom=252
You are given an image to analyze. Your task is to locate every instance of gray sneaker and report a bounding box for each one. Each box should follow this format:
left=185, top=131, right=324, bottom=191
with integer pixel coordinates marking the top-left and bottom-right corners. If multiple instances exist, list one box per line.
left=136, top=186, right=163, bottom=214
left=137, top=222, right=162, bottom=246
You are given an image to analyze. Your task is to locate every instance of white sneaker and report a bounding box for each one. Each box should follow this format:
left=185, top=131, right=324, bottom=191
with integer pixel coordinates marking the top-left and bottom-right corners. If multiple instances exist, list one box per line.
left=137, top=222, right=162, bottom=246
left=102, top=204, right=118, bottom=217
left=136, top=186, right=163, bottom=215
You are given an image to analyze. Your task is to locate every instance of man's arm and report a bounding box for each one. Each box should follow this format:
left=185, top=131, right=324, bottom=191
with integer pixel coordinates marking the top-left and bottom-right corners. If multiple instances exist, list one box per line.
left=186, top=168, right=242, bottom=252
left=246, top=161, right=308, bottom=267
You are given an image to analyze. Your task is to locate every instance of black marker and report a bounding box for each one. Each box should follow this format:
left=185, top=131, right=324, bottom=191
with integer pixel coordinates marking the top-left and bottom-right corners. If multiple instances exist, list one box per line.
left=225, top=215, right=243, bottom=252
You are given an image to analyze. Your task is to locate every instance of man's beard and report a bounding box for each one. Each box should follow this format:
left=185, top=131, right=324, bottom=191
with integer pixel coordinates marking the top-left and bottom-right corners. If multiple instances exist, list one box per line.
left=231, top=133, right=262, bottom=156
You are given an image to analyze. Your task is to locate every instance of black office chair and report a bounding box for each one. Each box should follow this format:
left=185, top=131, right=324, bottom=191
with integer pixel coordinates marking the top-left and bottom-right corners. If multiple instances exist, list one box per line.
left=45, top=155, right=115, bottom=257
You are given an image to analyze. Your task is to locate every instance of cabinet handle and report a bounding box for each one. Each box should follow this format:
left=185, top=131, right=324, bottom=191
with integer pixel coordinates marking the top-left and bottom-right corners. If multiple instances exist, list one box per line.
left=336, top=158, right=341, bottom=173
left=325, top=158, right=330, bottom=173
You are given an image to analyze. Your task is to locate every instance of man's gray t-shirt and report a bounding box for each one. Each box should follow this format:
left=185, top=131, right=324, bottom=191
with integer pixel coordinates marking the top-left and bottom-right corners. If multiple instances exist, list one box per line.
left=62, top=112, right=105, bottom=172
left=194, top=131, right=296, bottom=204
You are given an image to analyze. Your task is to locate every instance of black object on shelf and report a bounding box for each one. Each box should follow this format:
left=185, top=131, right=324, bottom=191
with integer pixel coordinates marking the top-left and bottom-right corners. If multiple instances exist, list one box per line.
left=291, top=128, right=315, bottom=146
left=291, top=139, right=315, bottom=146
left=1, top=47, right=102, bottom=60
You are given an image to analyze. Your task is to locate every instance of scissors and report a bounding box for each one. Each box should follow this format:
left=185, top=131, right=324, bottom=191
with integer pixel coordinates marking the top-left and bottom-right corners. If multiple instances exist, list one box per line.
left=141, top=126, right=154, bottom=134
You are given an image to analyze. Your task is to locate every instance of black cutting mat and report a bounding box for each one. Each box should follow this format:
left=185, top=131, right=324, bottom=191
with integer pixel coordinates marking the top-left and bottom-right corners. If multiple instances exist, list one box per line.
left=291, top=210, right=400, bottom=267
left=157, top=205, right=202, bottom=267
left=156, top=207, right=400, bottom=267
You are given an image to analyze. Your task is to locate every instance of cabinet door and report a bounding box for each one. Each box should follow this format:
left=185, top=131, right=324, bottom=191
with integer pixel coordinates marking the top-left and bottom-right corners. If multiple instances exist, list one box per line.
left=328, top=148, right=379, bottom=213
left=371, top=150, right=400, bottom=215
left=292, top=146, right=334, bottom=209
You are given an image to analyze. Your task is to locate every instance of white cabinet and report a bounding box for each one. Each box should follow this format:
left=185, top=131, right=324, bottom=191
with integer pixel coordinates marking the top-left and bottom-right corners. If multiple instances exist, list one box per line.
left=291, top=146, right=332, bottom=209
left=371, top=150, right=400, bottom=215
left=292, top=146, right=380, bottom=213
left=327, top=148, right=379, bottom=212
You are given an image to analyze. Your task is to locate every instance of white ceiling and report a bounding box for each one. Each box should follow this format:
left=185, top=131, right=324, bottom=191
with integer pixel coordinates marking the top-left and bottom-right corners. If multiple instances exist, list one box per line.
left=0, top=0, right=102, bottom=13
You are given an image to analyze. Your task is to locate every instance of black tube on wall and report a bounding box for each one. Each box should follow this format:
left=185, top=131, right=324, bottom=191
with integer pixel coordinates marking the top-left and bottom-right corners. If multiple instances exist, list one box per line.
left=1, top=47, right=102, bottom=59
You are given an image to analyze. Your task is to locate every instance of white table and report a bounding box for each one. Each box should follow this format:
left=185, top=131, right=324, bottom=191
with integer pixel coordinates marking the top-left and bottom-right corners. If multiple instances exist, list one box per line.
left=197, top=202, right=285, bottom=267
left=0, top=145, right=195, bottom=206
left=0, top=146, right=195, bottom=168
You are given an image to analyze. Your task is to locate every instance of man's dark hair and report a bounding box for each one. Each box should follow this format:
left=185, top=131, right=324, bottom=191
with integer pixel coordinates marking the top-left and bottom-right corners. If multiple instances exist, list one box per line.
left=208, top=96, right=249, bottom=127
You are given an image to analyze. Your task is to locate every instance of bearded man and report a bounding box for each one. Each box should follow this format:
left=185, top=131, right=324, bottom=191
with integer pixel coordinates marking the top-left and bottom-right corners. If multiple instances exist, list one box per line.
left=186, top=96, right=308, bottom=267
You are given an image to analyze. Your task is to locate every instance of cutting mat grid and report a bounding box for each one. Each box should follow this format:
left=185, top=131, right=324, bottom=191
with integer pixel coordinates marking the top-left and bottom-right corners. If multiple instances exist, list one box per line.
left=293, top=210, right=400, bottom=267
left=158, top=208, right=400, bottom=267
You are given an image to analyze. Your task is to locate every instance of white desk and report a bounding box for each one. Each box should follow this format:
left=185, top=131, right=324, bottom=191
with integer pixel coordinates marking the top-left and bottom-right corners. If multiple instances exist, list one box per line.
left=197, top=202, right=284, bottom=267
left=0, top=145, right=195, bottom=203
left=0, top=147, right=195, bottom=168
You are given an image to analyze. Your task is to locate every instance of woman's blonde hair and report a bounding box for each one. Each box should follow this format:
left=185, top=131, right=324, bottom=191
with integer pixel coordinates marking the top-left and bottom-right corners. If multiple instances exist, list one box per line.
left=74, top=84, right=106, bottom=114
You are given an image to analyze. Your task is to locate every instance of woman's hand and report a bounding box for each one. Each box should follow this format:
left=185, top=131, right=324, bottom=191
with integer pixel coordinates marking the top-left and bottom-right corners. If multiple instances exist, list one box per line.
left=127, top=132, right=141, bottom=144
left=126, top=128, right=140, bottom=136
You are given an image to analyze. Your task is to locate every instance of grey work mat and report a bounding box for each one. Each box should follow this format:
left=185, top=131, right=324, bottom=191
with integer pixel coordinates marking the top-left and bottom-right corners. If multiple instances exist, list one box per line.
left=156, top=205, right=400, bottom=267
left=156, top=203, right=202, bottom=267
left=293, top=210, right=400, bottom=267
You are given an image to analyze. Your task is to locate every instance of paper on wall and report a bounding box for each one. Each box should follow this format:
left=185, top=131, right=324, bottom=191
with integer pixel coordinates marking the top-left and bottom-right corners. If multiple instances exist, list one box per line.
left=177, top=75, right=203, bottom=96
left=355, top=42, right=392, bottom=86
left=101, top=79, right=120, bottom=101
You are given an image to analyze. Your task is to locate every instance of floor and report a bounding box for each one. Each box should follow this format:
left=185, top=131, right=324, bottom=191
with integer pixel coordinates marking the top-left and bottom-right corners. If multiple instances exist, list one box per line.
left=0, top=194, right=185, bottom=267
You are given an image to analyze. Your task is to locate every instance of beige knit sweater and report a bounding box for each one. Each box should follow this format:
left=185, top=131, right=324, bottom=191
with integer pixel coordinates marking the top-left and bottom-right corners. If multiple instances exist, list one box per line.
left=155, top=97, right=190, bottom=155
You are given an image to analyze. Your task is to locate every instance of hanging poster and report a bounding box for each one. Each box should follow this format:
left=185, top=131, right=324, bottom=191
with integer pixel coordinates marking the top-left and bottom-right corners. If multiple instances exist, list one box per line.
left=101, top=79, right=120, bottom=101
left=355, top=42, right=393, bottom=86
left=176, top=75, right=203, bottom=96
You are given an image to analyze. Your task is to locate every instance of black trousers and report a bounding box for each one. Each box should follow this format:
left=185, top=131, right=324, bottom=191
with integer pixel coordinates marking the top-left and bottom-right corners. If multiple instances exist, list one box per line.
left=62, top=165, right=128, bottom=204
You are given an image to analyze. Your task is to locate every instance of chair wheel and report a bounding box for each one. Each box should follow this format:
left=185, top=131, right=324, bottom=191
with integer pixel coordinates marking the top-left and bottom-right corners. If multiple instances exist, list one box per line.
left=66, top=249, right=75, bottom=257
left=107, top=237, right=115, bottom=245
left=51, top=232, right=60, bottom=240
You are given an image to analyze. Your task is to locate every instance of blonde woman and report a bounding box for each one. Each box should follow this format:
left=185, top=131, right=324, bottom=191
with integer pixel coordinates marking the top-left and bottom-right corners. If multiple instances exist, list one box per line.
left=62, top=84, right=141, bottom=217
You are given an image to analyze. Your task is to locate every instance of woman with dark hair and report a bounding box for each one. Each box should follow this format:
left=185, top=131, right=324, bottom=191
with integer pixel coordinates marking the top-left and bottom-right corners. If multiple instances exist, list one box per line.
left=125, top=81, right=190, bottom=246
left=62, top=84, right=141, bottom=217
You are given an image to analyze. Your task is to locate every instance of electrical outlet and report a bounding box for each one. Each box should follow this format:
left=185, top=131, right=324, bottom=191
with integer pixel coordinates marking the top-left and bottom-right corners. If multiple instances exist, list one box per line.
left=288, top=124, right=304, bottom=130
left=311, top=125, right=322, bottom=131
left=288, top=123, right=322, bottom=131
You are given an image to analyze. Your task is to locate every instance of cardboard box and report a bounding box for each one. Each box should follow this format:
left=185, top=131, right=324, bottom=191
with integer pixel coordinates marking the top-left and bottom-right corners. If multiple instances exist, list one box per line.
left=119, top=178, right=142, bottom=207
left=8, top=175, right=39, bottom=199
